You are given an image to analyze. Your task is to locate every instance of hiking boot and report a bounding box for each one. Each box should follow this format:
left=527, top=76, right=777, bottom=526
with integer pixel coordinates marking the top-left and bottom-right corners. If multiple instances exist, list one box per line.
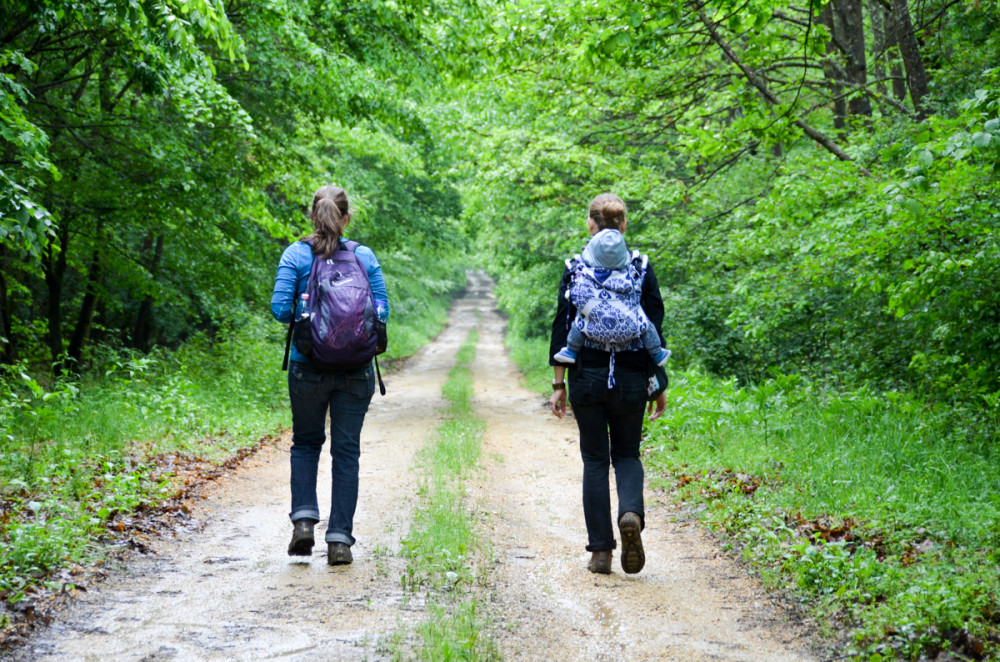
left=327, top=542, right=353, bottom=565
left=618, top=512, right=645, bottom=574
left=553, top=347, right=577, bottom=364
left=287, top=520, right=315, bottom=556
left=587, top=549, right=612, bottom=574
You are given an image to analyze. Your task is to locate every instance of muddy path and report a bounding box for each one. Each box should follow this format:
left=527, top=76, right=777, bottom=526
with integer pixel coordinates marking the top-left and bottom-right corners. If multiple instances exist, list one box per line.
left=8, top=272, right=819, bottom=661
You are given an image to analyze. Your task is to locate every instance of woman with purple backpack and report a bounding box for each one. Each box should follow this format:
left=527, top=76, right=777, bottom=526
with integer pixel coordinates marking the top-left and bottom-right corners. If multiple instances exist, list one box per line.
left=270, top=185, right=388, bottom=565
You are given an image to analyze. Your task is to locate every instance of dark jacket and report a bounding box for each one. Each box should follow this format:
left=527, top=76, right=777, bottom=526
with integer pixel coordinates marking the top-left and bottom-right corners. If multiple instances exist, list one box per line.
left=549, top=260, right=665, bottom=369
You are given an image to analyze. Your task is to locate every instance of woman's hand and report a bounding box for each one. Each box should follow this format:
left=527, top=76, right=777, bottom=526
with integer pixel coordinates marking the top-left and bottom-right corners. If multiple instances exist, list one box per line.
left=549, top=388, right=567, bottom=418
left=647, top=392, right=667, bottom=421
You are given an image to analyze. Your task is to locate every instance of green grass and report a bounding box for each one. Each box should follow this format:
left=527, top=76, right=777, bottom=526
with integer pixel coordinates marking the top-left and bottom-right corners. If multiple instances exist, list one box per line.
left=504, top=334, right=551, bottom=394
left=395, top=328, right=499, bottom=661
left=645, top=368, right=1000, bottom=660
left=384, top=291, right=454, bottom=362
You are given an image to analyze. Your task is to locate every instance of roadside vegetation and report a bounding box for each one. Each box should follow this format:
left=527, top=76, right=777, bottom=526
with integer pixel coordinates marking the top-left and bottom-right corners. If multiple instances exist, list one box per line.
left=646, top=371, right=1000, bottom=661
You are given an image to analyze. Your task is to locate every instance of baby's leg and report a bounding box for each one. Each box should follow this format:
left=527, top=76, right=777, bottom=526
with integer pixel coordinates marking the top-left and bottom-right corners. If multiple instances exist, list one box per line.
left=641, top=325, right=671, bottom=366
left=554, top=322, right=584, bottom=363
left=567, top=324, right=584, bottom=353
left=641, top=324, right=662, bottom=355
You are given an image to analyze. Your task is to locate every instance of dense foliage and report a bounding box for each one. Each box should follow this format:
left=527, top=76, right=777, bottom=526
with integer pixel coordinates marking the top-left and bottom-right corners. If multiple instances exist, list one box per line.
left=1, top=0, right=468, bottom=374
left=452, top=0, right=1000, bottom=408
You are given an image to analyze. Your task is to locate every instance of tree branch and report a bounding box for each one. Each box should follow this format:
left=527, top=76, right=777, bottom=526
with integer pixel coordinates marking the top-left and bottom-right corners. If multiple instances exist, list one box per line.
left=695, top=5, right=871, bottom=176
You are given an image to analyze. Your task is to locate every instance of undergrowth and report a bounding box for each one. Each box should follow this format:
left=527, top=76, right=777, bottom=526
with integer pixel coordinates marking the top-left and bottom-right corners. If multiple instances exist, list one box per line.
left=0, top=319, right=288, bottom=610
left=645, top=369, right=1000, bottom=661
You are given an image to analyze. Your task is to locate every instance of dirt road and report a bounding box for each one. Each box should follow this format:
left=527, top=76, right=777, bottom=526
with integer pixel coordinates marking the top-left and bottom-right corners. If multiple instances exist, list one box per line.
left=10, top=272, right=818, bottom=661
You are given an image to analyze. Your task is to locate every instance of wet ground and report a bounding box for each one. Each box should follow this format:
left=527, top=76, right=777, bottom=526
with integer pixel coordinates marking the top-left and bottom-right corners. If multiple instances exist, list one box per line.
left=6, top=272, right=819, bottom=661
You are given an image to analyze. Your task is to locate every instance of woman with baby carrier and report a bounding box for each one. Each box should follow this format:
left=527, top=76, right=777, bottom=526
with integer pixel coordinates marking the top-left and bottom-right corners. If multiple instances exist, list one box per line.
left=548, top=192, right=668, bottom=575
left=271, top=185, right=388, bottom=566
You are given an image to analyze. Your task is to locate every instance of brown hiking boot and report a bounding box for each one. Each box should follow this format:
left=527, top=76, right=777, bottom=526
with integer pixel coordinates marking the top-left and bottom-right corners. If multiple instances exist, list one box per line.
left=327, top=542, right=353, bottom=565
left=587, top=549, right=612, bottom=574
left=287, top=520, right=315, bottom=556
left=618, top=512, right=645, bottom=574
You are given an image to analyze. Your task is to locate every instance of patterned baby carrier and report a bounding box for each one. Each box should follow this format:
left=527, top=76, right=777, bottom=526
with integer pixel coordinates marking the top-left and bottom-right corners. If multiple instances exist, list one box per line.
left=565, top=250, right=649, bottom=388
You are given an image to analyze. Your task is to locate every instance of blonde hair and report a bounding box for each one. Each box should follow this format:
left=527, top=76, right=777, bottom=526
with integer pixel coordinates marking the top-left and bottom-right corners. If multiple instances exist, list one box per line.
left=305, top=186, right=349, bottom=259
left=588, top=193, right=626, bottom=231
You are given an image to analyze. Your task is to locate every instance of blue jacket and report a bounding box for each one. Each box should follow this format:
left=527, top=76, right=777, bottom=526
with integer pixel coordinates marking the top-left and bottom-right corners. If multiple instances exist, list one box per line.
left=271, top=240, right=388, bottom=365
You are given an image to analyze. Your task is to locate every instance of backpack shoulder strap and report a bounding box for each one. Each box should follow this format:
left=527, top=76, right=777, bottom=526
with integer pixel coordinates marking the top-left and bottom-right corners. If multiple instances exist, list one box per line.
left=631, top=251, right=649, bottom=278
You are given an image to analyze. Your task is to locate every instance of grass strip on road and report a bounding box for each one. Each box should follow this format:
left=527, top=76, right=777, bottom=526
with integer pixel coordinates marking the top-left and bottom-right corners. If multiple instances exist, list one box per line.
left=391, top=328, right=500, bottom=661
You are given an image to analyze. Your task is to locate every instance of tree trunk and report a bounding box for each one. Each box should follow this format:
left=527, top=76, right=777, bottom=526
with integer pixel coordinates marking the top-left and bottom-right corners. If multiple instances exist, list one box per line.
left=0, top=246, right=14, bottom=365
left=891, top=0, right=930, bottom=115
left=133, top=233, right=164, bottom=352
left=833, top=0, right=873, bottom=117
left=883, top=6, right=909, bottom=101
left=43, top=223, right=70, bottom=372
left=819, top=4, right=847, bottom=130
left=868, top=0, right=888, bottom=97
left=67, top=246, right=103, bottom=368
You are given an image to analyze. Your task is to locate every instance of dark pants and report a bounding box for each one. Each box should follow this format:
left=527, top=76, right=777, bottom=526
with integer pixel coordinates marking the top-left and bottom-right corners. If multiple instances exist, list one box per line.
left=288, top=361, right=375, bottom=545
left=569, top=364, right=646, bottom=552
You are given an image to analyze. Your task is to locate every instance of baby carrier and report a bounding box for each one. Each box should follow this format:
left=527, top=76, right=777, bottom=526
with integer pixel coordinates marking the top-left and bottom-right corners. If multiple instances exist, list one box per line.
left=565, top=250, right=649, bottom=388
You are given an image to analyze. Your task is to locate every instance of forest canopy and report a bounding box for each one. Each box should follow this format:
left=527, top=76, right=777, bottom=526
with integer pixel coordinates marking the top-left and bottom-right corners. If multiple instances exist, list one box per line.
left=2, top=0, right=999, bottom=407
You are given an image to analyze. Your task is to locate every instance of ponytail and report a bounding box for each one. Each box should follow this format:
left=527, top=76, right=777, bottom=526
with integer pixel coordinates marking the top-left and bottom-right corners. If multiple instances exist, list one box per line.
left=305, top=186, right=350, bottom=258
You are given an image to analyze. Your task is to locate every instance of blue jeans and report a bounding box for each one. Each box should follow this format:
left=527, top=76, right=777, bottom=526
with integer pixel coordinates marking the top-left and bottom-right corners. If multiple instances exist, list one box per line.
left=568, top=363, right=646, bottom=552
left=288, top=361, right=375, bottom=545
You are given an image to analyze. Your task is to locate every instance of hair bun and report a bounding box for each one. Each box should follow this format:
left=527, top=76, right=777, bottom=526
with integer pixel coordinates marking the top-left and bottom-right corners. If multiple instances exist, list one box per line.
left=602, top=199, right=625, bottom=221
left=589, top=193, right=627, bottom=230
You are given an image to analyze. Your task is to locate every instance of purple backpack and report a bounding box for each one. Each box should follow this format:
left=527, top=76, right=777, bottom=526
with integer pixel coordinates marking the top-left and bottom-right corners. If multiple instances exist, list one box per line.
left=295, top=240, right=379, bottom=370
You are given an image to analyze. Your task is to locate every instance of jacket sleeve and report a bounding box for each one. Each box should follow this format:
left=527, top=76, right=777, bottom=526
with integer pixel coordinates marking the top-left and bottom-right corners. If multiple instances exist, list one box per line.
left=548, top=266, right=573, bottom=366
left=641, top=261, right=666, bottom=346
left=271, top=245, right=300, bottom=324
left=355, top=245, right=389, bottom=317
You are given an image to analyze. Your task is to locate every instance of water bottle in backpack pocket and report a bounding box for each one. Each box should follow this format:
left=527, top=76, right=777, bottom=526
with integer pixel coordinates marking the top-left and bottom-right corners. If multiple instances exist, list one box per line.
left=374, top=299, right=388, bottom=355
left=292, top=293, right=314, bottom=356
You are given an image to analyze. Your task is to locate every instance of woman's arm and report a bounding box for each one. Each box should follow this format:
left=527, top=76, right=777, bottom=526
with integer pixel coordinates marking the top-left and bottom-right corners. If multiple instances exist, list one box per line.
left=549, top=365, right=567, bottom=418
left=356, top=245, right=389, bottom=318
left=549, top=266, right=573, bottom=418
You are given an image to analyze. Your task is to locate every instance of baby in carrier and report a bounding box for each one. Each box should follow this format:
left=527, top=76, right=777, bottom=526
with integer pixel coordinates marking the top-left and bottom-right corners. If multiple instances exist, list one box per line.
left=554, top=229, right=671, bottom=367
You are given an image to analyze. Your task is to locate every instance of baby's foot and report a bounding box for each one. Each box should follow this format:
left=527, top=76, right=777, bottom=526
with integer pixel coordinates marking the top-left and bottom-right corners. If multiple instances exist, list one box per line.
left=553, top=348, right=577, bottom=364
